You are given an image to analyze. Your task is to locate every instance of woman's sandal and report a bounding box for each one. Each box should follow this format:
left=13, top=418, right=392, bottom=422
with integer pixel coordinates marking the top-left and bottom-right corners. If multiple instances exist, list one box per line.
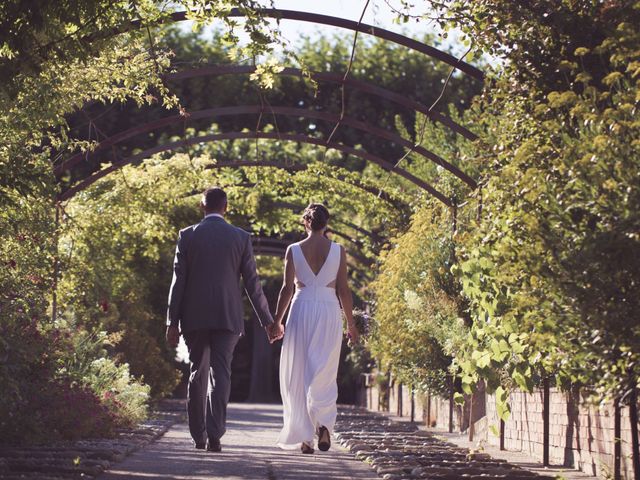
left=301, top=441, right=314, bottom=454
left=317, top=426, right=331, bottom=451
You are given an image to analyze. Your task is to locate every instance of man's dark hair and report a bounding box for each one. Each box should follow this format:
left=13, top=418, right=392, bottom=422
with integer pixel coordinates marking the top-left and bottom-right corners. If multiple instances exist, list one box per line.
left=202, top=187, right=227, bottom=212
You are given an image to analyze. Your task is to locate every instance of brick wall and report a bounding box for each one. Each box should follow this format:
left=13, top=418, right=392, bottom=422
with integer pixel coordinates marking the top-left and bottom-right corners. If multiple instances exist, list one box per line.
left=362, top=380, right=639, bottom=479
left=484, top=387, right=637, bottom=479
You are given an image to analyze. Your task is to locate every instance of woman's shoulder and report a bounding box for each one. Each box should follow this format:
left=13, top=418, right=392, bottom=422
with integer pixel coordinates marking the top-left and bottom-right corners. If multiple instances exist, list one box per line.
left=286, top=241, right=301, bottom=256
left=330, top=240, right=343, bottom=250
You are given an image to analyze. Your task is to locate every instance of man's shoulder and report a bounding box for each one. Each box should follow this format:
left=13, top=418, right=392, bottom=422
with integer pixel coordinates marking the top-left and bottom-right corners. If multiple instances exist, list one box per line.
left=179, top=224, right=197, bottom=237
left=203, top=220, right=250, bottom=239
left=222, top=222, right=250, bottom=239
left=234, top=227, right=252, bottom=247
left=180, top=219, right=250, bottom=242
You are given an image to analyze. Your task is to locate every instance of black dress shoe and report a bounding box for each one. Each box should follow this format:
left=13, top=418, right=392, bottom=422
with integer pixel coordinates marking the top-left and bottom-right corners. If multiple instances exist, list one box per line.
left=194, top=441, right=206, bottom=450
left=207, top=437, right=221, bottom=452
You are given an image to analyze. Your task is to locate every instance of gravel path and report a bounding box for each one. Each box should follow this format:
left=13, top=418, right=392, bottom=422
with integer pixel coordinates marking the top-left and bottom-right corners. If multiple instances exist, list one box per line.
left=0, top=401, right=182, bottom=479
left=98, top=403, right=377, bottom=480
left=335, top=408, right=552, bottom=480
left=1, top=403, right=559, bottom=480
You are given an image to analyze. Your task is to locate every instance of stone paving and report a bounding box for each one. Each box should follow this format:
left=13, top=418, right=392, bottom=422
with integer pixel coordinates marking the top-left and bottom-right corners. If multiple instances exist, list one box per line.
left=0, top=402, right=182, bottom=479
left=98, top=403, right=377, bottom=480
left=335, top=408, right=552, bottom=480
left=0, top=403, right=558, bottom=480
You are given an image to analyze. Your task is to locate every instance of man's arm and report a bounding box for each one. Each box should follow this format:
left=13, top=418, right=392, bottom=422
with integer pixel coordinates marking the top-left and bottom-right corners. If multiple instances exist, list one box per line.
left=240, top=233, right=274, bottom=328
left=167, top=229, right=188, bottom=329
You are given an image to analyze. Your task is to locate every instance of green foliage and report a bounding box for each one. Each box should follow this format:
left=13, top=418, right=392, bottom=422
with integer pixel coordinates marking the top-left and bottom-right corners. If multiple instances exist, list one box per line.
left=368, top=199, right=470, bottom=396
left=0, top=321, right=121, bottom=444
left=368, top=1, right=640, bottom=421
left=0, top=0, right=293, bottom=444
left=58, top=325, right=150, bottom=426
left=438, top=0, right=640, bottom=417
left=85, top=357, right=150, bottom=427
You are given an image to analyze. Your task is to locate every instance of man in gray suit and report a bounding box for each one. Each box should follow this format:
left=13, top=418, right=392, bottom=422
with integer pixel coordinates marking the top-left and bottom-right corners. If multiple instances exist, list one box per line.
left=166, top=187, right=283, bottom=452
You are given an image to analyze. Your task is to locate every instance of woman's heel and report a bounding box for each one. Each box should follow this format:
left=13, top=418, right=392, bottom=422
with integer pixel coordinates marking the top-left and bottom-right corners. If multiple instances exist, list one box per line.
left=301, top=441, right=314, bottom=454
left=317, top=426, right=331, bottom=451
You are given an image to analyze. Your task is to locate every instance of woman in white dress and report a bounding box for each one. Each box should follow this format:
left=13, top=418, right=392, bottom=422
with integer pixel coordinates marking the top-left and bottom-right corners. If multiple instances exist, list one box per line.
left=274, top=204, right=359, bottom=454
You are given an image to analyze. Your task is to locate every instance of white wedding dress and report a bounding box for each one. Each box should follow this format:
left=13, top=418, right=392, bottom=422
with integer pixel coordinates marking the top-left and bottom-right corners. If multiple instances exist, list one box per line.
left=277, top=241, right=343, bottom=449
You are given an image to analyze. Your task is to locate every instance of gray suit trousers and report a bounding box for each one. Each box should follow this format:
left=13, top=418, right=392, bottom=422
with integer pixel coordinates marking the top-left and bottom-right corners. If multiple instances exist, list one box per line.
left=183, top=329, right=239, bottom=444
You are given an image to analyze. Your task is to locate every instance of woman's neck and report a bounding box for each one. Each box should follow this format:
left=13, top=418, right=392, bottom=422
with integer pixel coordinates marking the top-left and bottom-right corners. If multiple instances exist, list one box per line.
left=307, top=230, right=325, bottom=239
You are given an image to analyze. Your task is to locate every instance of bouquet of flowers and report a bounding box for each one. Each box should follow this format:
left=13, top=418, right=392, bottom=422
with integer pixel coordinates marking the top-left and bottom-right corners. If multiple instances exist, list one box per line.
left=347, top=308, right=372, bottom=347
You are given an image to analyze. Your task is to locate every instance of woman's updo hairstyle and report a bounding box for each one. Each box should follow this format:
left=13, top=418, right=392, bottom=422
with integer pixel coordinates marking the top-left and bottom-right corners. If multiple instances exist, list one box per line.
left=302, top=203, right=330, bottom=231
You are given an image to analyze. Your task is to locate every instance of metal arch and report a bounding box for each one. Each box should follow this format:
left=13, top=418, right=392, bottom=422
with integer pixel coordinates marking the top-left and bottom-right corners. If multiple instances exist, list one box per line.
left=58, top=131, right=453, bottom=206
left=175, top=192, right=378, bottom=273
left=271, top=200, right=387, bottom=244
left=104, top=9, right=483, bottom=80
left=179, top=190, right=387, bottom=244
left=56, top=105, right=476, bottom=189
left=181, top=173, right=404, bottom=212
left=165, top=66, right=477, bottom=141
left=250, top=238, right=372, bottom=281
left=134, top=161, right=405, bottom=211
left=328, top=229, right=364, bottom=249
left=202, top=161, right=408, bottom=212
left=251, top=234, right=372, bottom=266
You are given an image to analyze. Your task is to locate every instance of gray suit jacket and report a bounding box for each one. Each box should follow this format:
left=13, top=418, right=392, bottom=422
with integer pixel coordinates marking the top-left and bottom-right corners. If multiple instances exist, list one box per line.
left=166, top=215, right=274, bottom=334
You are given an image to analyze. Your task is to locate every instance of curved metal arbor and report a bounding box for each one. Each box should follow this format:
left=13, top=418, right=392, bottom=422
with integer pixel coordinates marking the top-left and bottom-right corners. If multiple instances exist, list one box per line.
left=200, top=161, right=408, bottom=212
left=165, top=66, right=477, bottom=141
left=113, top=9, right=484, bottom=80
left=58, top=9, right=482, bottom=202
left=59, top=131, right=453, bottom=206
left=253, top=234, right=371, bottom=266
left=55, top=7, right=485, bottom=269
left=177, top=161, right=408, bottom=213
left=57, top=104, right=476, bottom=189
left=250, top=237, right=369, bottom=288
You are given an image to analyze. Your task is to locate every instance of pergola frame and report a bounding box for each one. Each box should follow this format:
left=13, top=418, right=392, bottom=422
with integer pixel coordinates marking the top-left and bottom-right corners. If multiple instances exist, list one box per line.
left=59, top=131, right=454, bottom=206
left=53, top=6, right=484, bottom=274
left=180, top=189, right=388, bottom=244
left=250, top=238, right=371, bottom=288
left=252, top=234, right=371, bottom=266
left=57, top=8, right=482, bottom=203
left=57, top=103, right=476, bottom=189
left=164, top=66, right=478, bottom=141
left=201, top=161, right=408, bottom=212
left=109, top=8, right=484, bottom=81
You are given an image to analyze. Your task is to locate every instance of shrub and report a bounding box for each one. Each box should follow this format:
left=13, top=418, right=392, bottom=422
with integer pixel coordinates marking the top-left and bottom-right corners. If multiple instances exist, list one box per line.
left=85, top=357, right=150, bottom=428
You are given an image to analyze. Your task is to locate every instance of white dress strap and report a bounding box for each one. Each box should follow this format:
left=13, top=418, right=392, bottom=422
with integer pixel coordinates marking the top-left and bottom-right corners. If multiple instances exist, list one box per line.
left=291, top=244, right=310, bottom=287
left=291, top=242, right=340, bottom=288
left=316, top=242, right=340, bottom=288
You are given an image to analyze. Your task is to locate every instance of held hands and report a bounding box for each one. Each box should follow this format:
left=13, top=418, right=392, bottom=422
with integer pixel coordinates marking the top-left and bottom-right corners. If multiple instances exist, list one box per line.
left=165, top=325, right=180, bottom=349
left=265, top=322, right=284, bottom=344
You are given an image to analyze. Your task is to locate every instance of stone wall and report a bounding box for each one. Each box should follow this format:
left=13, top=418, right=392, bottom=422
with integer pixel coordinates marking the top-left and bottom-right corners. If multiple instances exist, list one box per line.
left=361, top=377, right=639, bottom=479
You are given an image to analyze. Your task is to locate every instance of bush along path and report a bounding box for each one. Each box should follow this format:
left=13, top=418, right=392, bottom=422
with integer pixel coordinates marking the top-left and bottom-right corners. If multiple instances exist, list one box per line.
left=0, top=400, right=184, bottom=479
left=335, top=408, right=550, bottom=480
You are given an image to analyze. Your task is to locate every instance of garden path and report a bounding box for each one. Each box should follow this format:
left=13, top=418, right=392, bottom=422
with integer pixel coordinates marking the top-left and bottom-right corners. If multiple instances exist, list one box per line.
left=98, top=403, right=377, bottom=480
